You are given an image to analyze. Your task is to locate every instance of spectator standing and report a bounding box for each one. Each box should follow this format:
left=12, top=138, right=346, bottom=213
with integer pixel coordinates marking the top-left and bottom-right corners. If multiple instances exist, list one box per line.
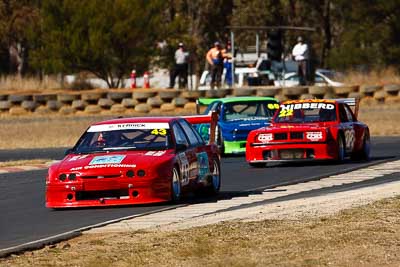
left=292, top=36, right=309, bottom=85
left=206, top=41, right=224, bottom=89
left=169, top=42, right=189, bottom=89
left=223, top=42, right=233, bottom=87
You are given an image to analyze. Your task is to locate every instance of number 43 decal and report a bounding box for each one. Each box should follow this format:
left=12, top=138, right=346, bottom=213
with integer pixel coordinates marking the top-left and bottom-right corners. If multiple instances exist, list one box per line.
left=151, top=129, right=167, bottom=135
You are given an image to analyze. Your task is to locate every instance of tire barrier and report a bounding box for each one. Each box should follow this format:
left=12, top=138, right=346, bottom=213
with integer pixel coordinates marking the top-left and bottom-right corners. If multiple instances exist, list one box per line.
left=98, top=98, right=114, bottom=109
left=0, top=85, right=399, bottom=116
left=360, top=85, right=382, bottom=96
left=308, top=86, right=330, bottom=97
left=146, top=96, right=163, bottom=107
left=384, top=84, right=400, bottom=96
left=205, top=89, right=229, bottom=98
left=282, top=86, right=308, bottom=99
left=256, top=88, right=279, bottom=97
left=233, top=88, right=255, bottom=97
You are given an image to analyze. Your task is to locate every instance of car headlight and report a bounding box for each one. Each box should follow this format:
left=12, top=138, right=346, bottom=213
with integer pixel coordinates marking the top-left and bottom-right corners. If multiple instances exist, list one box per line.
left=137, top=170, right=146, bottom=177
left=68, top=173, right=77, bottom=181
left=126, top=170, right=134, bottom=177
left=58, top=173, right=67, bottom=181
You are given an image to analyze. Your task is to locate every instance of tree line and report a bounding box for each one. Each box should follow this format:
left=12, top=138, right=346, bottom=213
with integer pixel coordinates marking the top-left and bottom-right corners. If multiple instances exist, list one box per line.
left=0, top=0, right=399, bottom=87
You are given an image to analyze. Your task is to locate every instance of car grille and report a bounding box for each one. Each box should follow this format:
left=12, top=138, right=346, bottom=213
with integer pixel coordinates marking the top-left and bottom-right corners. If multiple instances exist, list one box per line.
left=274, top=133, right=288, bottom=140
left=81, top=174, right=121, bottom=179
left=290, top=132, right=304, bottom=139
left=279, top=149, right=304, bottom=159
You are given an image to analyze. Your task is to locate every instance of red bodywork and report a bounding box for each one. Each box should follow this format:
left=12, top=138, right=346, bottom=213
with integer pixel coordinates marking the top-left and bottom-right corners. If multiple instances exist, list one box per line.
left=46, top=115, right=219, bottom=208
left=246, top=99, right=370, bottom=164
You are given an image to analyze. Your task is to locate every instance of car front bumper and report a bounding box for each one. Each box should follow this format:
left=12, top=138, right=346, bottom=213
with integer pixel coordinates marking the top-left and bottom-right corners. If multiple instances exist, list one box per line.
left=223, top=140, right=247, bottom=154
left=46, top=177, right=170, bottom=208
left=246, top=141, right=338, bottom=163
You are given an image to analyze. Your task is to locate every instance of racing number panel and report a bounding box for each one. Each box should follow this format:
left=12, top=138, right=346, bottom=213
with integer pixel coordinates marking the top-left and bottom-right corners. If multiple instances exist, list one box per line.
left=338, top=103, right=356, bottom=153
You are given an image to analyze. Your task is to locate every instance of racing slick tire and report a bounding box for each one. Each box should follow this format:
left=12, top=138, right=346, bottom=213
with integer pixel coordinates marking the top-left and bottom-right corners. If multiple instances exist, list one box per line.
left=208, top=158, right=221, bottom=195
left=249, top=162, right=266, bottom=168
left=336, top=134, right=345, bottom=162
left=351, top=133, right=371, bottom=161
left=171, top=167, right=182, bottom=202
left=199, top=158, right=221, bottom=196
left=216, top=127, right=225, bottom=155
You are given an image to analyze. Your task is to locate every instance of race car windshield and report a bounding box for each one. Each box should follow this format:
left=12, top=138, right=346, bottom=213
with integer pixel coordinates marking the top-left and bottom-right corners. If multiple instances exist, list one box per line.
left=222, top=101, right=279, bottom=122
left=73, top=128, right=172, bottom=153
left=274, top=102, right=337, bottom=123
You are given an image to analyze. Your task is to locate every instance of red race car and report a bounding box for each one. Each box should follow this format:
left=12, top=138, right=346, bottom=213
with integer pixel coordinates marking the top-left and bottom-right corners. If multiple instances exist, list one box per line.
left=46, top=113, right=220, bottom=208
left=246, top=98, right=370, bottom=167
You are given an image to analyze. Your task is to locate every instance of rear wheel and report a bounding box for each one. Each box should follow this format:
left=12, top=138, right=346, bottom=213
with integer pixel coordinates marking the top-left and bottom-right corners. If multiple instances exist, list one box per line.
left=336, top=135, right=345, bottom=162
left=171, top=167, right=182, bottom=202
left=351, top=133, right=371, bottom=161
left=216, top=127, right=225, bottom=155
left=200, top=159, right=221, bottom=196
left=209, top=159, right=221, bottom=195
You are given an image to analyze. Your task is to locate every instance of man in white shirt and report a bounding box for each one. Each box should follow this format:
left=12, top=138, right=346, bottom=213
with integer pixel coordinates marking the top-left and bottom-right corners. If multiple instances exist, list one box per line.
left=292, top=36, right=309, bottom=85
left=169, top=42, right=189, bottom=89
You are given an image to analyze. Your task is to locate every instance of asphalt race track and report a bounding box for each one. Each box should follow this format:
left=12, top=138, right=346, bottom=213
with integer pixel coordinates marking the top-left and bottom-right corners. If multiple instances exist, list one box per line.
left=1, top=136, right=399, bottom=252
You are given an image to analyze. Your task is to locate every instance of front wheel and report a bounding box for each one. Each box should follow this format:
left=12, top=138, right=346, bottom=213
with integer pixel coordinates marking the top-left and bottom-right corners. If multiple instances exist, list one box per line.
left=171, top=167, right=182, bottom=202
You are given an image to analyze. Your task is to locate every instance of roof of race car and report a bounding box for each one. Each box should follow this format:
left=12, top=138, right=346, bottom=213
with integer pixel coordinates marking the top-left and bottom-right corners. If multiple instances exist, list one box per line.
left=91, top=116, right=177, bottom=126
left=198, top=96, right=278, bottom=105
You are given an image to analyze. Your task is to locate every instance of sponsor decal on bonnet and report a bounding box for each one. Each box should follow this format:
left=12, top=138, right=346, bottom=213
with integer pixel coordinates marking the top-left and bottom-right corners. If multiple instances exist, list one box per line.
left=89, top=155, right=126, bottom=165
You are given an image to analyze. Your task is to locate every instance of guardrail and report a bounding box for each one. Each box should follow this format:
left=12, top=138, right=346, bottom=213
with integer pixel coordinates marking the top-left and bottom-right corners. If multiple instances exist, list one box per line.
left=0, top=84, right=399, bottom=116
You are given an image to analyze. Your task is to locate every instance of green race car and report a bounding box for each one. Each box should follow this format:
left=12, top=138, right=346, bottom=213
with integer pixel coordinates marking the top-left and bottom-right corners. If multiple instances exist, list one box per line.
left=196, top=96, right=279, bottom=155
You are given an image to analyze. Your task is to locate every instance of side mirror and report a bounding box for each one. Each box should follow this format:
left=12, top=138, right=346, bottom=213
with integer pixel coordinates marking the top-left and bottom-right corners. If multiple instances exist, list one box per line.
left=65, top=148, right=73, bottom=155
left=176, top=143, right=188, bottom=152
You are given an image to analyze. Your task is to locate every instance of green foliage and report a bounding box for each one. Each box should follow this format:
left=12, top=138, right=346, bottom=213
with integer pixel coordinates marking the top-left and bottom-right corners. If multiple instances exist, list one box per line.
left=0, top=0, right=40, bottom=74
left=2, top=0, right=400, bottom=83
left=327, top=0, right=400, bottom=70
left=34, top=0, right=166, bottom=87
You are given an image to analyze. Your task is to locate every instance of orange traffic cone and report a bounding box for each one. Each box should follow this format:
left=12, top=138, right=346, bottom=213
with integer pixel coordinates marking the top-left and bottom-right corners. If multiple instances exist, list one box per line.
left=143, top=71, right=150, bottom=88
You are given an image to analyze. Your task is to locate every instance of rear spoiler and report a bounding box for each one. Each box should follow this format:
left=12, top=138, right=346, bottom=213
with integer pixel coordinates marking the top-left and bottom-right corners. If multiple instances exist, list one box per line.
left=183, top=111, right=218, bottom=144
left=331, top=98, right=360, bottom=119
left=196, top=98, right=220, bottom=114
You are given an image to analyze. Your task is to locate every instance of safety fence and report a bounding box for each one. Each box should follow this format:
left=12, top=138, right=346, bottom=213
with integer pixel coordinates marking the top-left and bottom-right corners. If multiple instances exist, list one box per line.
left=0, top=84, right=399, bottom=116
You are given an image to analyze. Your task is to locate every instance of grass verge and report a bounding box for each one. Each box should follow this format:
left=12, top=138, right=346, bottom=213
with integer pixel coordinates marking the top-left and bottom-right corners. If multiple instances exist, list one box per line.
left=1, top=196, right=399, bottom=266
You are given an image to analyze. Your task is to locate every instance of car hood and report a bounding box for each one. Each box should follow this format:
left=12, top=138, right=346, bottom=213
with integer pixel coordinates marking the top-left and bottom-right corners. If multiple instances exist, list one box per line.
left=57, top=150, right=174, bottom=173
left=219, top=118, right=271, bottom=141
